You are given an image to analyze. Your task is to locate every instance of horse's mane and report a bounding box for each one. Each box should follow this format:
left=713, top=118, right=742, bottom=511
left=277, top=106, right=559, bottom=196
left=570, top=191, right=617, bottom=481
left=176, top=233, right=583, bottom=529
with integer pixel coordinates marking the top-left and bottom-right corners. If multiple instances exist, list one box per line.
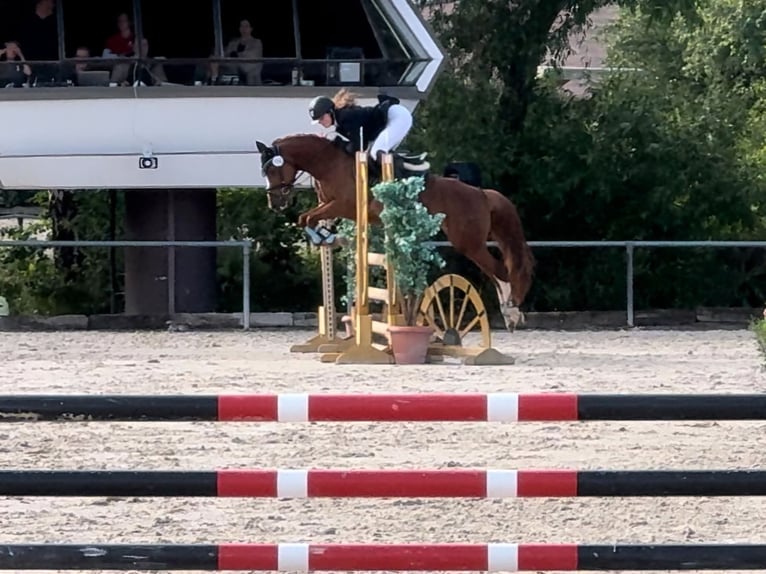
left=270, top=133, right=350, bottom=174
left=272, top=133, right=345, bottom=166
left=273, top=133, right=332, bottom=147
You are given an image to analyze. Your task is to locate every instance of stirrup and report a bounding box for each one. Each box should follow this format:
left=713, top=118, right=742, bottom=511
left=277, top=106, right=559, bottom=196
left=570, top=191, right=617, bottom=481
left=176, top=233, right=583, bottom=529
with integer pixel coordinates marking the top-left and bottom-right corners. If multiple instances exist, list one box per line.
left=397, top=151, right=428, bottom=161
left=403, top=160, right=431, bottom=171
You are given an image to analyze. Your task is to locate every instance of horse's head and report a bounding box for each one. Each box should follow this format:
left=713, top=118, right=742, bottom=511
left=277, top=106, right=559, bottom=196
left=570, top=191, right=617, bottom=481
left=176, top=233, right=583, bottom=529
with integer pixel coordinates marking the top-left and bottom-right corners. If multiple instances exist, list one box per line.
left=257, top=134, right=350, bottom=211
left=256, top=140, right=301, bottom=211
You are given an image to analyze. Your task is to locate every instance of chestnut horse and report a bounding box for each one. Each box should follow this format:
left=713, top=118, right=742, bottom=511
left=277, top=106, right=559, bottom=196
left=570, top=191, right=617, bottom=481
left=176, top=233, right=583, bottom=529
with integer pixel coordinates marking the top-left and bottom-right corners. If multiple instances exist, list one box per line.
left=255, top=134, right=535, bottom=329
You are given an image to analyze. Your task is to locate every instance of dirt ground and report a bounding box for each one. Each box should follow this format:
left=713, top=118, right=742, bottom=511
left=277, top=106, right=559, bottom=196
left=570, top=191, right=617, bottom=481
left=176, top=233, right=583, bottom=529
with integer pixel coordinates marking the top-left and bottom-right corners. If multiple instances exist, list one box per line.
left=0, top=327, right=765, bottom=573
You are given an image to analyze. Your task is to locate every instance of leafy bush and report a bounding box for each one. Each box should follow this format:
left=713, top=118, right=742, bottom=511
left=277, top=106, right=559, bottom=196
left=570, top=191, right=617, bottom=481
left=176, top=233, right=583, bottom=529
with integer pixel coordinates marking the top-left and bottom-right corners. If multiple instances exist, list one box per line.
left=215, top=187, right=328, bottom=312
left=750, top=314, right=766, bottom=364
left=408, top=0, right=766, bottom=312
left=0, top=191, right=121, bottom=315
left=371, top=176, right=446, bottom=324
left=0, top=187, right=335, bottom=316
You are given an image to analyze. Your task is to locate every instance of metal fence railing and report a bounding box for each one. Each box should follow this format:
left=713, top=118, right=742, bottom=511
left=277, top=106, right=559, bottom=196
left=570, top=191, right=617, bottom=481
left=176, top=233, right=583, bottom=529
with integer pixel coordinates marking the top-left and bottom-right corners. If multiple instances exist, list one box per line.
left=0, top=239, right=252, bottom=329
left=2, top=239, right=765, bottom=329
left=427, top=240, right=766, bottom=327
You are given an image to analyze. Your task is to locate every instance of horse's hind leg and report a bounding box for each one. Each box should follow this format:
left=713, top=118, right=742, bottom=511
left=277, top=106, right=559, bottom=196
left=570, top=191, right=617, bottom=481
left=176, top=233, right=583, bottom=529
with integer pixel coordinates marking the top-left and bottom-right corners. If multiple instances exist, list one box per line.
left=456, top=243, right=523, bottom=331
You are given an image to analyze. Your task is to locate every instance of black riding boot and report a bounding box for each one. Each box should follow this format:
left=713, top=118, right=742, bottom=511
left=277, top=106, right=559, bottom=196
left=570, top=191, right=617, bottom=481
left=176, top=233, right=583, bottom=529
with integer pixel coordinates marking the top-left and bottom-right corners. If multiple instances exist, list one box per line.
left=368, top=150, right=385, bottom=185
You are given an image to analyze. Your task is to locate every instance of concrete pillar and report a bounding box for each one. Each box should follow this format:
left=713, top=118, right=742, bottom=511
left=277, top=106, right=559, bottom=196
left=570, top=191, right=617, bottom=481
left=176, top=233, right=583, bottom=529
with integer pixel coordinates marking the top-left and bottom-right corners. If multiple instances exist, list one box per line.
left=124, top=189, right=217, bottom=315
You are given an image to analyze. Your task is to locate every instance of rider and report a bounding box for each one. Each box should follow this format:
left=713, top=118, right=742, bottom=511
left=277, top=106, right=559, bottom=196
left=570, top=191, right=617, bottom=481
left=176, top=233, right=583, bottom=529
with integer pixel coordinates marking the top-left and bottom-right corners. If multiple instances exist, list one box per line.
left=308, top=89, right=413, bottom=180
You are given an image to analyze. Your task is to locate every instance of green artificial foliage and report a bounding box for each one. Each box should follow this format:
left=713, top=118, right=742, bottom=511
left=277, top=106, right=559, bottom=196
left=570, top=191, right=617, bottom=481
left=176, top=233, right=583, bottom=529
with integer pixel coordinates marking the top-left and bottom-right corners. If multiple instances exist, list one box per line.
left=335, top=219, right=358, bottom=310
left=751, top=315, right=766, bottom=364
left=336, top=218, right=385, bottom=310
left=371, top=176, right=446, bottom=325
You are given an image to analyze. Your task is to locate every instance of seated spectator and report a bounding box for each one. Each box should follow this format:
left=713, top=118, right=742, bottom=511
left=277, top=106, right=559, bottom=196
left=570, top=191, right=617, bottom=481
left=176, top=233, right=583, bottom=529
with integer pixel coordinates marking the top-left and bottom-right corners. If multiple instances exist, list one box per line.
left=104, top=12, right=134, bottom=57
left=193, top=46, right=218, bottom=85
left=65, top=46, right=111, bottom=86
left=111, top=37, right=167, bottom=86
left=212, top=19, right=262, bottom=85
left=72, top=46, right=91, bottom=72
left=0, top=41, right=32, bottom=87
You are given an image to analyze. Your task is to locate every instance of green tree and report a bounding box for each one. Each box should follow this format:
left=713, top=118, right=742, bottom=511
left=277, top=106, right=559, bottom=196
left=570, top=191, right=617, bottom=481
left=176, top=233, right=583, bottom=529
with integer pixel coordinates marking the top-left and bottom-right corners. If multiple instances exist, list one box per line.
left=410, top=0, right=698, bottom=185
left=0, top=187, right=333, bottom=316
left=215, top=188, right=330, bottom=313
left=409, top=0, right=766, bottom=311
left=0, top=191, right=123, bottom=315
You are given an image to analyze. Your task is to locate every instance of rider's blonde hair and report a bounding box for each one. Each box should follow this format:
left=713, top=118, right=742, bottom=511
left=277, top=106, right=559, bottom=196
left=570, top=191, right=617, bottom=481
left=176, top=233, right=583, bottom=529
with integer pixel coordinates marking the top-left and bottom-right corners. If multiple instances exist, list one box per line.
left=332, top=88, right=359, bottom=109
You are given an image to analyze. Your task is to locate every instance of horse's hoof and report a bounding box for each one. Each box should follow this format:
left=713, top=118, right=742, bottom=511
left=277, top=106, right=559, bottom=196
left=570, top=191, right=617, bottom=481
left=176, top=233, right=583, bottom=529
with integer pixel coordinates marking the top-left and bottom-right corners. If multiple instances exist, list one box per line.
left=502, top=306, right=524, bottom=332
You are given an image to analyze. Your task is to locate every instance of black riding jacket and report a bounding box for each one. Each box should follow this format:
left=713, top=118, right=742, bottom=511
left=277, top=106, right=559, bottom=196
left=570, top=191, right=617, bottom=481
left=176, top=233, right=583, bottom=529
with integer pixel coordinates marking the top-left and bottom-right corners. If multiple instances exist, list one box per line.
left=333, top=95, right=400, bottom=152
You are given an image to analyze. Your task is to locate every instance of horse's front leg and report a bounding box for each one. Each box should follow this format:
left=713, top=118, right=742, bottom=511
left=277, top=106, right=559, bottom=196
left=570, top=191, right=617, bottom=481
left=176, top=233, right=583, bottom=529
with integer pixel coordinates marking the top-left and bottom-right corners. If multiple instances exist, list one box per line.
left=298, top=203, right=326, bottom=227
left=303, top=200, right=345, bottom=228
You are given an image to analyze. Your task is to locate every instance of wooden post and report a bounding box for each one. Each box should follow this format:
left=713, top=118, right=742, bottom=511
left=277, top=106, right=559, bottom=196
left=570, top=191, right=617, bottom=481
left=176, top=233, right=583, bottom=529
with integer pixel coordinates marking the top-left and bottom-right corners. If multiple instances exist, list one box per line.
left=323, top=151, right=394, bottom=364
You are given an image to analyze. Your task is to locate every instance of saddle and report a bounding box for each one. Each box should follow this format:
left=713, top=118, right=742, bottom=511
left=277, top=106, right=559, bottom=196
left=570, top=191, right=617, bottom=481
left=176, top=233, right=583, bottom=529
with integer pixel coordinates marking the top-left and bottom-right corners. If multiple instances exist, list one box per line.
left=341, top=137, right=432, bottom=184
left=366, top=151, right=431, bottom=186
left=365, top=151, right=430, bottom=184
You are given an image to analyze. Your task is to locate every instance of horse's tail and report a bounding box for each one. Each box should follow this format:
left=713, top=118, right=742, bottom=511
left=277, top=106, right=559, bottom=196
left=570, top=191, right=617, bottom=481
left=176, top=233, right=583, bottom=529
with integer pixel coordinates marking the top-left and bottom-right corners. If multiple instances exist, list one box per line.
left=484, top=188, right=535, bottom=306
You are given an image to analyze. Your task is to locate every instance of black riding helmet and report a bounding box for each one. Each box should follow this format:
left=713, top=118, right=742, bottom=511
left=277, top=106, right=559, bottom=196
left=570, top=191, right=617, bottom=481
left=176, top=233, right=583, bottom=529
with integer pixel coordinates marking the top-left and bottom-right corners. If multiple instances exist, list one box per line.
left=309, top=95, right=335, bottom=124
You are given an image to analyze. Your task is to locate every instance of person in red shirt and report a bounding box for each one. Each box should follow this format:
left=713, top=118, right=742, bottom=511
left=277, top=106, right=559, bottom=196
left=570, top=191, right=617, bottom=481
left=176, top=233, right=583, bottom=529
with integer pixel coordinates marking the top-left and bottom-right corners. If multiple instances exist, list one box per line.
left=104, top=12, right=134, bottom=56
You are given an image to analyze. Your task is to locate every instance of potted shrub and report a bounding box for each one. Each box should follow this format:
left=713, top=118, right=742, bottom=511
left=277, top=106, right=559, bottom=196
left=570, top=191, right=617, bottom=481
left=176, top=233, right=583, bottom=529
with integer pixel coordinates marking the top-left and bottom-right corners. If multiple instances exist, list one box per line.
left=371, top=175, right=446, bottom=364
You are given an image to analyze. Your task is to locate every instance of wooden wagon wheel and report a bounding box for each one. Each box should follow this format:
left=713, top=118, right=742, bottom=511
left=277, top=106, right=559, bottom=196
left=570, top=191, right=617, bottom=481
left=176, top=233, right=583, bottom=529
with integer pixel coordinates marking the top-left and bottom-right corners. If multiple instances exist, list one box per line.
left=416, top=273, right=491, bottom=348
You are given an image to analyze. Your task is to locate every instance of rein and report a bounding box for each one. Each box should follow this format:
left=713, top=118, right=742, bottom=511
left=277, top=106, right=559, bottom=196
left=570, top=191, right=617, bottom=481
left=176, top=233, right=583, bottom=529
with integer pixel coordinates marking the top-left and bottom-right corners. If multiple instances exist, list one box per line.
left=264, top=171, right=305, bottom=193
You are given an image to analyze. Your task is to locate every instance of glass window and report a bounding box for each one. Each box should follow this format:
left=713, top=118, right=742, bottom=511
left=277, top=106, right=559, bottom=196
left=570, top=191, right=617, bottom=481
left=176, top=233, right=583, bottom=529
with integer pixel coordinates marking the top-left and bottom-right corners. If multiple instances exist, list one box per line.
left=0, top=0, right=425, bottom=90
left=63, top=0, right=134, bottom=59
left=360, top=0, right=410, bottom=60
left=0, top=0, right=60, bottom=86
left=296, top=0, right=381, bottom=59
left=296, top=0, right=387, bottom=87
left=140, top=0, right=215, bottom=85
left=359, top=0, right=413, bottom=85
left=2, top=0, right=59, bottom=61
left=0, top=0, right=28, bottom=49
left=220, top=0, right=295, bottom=85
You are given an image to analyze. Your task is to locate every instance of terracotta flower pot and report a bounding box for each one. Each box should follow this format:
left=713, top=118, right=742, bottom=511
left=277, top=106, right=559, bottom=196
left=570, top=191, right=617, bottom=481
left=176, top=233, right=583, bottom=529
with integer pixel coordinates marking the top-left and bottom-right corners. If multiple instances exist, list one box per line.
left=387, top=325, right=434, bottom=364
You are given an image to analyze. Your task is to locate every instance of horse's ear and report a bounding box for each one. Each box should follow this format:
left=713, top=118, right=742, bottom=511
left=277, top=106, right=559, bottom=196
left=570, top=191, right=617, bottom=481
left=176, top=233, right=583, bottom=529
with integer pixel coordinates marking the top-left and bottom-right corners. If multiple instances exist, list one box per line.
left=255, top=141, right=269, bottom=154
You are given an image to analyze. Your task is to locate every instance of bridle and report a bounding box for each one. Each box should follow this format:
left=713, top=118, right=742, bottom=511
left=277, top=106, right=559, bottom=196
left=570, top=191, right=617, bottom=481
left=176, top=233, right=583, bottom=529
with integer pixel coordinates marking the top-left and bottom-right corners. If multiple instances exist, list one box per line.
left=259, top=143, right=305, bottom=202
left=257, top=136, right=340, bottom=208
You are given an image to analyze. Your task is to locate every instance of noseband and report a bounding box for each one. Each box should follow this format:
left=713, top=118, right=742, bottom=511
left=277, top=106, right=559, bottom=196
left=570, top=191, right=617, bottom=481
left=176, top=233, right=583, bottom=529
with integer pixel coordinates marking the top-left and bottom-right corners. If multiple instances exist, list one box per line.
left=260, top=144, right=305, bottom=201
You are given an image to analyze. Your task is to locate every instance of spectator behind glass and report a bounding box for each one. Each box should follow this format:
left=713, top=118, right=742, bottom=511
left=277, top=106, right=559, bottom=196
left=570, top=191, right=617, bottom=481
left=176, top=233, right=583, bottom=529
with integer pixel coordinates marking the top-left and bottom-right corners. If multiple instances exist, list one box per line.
left=18, top=0, right=59, bottom=83
left=0, top=41, right=32, bottom=87
left=63, top=46, right=95, bottom=85
left=111, top=37, right=166, bottom=86
left=104, top=13, right=134, bottom=57
left=215, top=19, right=262, bottom=85
left=19, top=0, right=57, bottom=61
left=74, top=46, right=90, bottom=72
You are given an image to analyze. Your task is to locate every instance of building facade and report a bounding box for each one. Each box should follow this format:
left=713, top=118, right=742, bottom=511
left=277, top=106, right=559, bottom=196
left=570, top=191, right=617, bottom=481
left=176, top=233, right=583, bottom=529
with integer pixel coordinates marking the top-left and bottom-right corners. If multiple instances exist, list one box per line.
left=0, top=0, right=444, bottom=189
left=0, top=0, right=444, bottom=316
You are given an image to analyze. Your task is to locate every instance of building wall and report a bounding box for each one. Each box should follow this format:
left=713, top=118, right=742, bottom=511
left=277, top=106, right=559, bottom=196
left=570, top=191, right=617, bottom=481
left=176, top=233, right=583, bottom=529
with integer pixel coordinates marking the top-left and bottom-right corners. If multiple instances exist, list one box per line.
left=0, top=94, right=419, bottom=189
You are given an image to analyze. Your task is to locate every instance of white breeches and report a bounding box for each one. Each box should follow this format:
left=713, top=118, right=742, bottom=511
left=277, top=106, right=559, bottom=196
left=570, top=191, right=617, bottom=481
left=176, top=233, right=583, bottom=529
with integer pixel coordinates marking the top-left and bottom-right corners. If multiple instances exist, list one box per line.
left=369, top=104, right=413, bottom=156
